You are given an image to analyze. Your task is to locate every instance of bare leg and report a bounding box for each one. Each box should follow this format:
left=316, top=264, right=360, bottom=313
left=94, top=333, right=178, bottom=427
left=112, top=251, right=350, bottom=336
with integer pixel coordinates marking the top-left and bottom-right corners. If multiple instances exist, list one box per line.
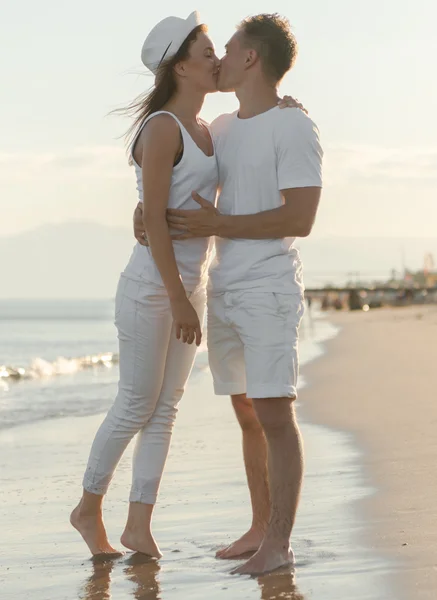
left=217, top=394, right=270, bottom=559
left=70, top=490, right=120, bottom=556
left=121, top=503, right=162, bottom=558
left=233, top=398, right=303, bottom=575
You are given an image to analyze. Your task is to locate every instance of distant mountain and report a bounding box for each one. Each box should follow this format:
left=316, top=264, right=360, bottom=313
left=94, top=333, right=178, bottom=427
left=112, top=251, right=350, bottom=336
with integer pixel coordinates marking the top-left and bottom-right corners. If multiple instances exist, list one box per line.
left=0, top=222, right=435, bottom=298
left=0, top=222, right=134, bottom=299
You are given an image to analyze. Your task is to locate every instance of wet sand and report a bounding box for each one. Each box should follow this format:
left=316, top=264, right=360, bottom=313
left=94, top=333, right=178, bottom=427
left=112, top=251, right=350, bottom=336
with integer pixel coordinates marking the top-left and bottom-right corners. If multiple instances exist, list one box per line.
left=0, top=319, right=390, bottom=600
left=299, top=304, right=437, bottom=600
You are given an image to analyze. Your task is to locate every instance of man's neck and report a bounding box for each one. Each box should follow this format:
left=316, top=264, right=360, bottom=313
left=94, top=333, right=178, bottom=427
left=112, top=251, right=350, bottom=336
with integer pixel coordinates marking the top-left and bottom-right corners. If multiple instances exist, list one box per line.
left=235, top=79, right=280, bottom=119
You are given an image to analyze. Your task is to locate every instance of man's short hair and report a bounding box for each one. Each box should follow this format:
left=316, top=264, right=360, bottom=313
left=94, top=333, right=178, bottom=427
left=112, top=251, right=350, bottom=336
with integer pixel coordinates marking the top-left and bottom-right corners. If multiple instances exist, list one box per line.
left=237, top=13, right=298, bottom=83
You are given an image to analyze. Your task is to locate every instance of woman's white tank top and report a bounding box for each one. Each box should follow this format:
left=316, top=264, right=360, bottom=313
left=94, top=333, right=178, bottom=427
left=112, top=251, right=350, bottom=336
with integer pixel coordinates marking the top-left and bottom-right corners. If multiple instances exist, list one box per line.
left=123, top=111, right=218, bottom=292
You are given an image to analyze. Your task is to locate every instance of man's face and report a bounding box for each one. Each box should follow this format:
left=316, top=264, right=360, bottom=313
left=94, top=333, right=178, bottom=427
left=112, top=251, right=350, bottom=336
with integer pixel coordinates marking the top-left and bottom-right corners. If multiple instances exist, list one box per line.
left=217, top=32, right=249, bottom=93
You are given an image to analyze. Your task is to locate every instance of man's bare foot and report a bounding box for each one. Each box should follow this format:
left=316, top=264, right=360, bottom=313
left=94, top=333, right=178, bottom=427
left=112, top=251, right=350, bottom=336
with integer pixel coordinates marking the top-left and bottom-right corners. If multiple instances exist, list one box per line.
left=120, top=528, right=163, bottom=559
left=70, top=504, right=120, bottom=556
left=231, top=542, right=295, bottom=576
left=216, top=528, right=265, bottom=559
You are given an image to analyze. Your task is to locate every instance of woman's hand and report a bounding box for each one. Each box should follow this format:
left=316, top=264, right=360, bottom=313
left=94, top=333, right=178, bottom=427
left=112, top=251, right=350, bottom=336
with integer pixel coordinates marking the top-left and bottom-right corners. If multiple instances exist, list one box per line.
left=278, top=95, right=308, bottom=114
left=133, top=203, right=147, bottom=246
left=171, top=297, right=202, bottom=346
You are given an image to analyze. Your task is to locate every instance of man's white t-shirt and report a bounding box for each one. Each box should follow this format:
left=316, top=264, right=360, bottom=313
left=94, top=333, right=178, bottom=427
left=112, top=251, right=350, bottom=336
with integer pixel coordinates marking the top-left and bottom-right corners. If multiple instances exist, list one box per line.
left=209, top=106, right=323, bottom=295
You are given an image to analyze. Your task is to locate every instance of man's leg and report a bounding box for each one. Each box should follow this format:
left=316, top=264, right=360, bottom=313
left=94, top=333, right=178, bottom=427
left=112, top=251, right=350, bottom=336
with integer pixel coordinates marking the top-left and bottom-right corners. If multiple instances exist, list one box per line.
left=233, top=397, right=303, bottom=575
left=207, top=293, right=260, bottom=556
left=216, top=393, right=270, bottom=559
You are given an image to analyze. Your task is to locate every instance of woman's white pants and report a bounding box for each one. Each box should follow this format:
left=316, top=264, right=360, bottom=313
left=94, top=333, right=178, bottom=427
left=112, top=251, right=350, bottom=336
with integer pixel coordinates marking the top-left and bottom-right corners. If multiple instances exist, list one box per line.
left=82, top=275, right=206, bottom=504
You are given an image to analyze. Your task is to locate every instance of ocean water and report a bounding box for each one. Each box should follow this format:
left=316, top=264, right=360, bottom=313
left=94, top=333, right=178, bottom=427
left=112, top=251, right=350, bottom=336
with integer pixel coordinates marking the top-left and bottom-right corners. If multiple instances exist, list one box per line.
left=0, top=299, right=394, bottom=599
left=0, top=299, right=334, bottom=431
left=0, top=300, right=120, bottom=429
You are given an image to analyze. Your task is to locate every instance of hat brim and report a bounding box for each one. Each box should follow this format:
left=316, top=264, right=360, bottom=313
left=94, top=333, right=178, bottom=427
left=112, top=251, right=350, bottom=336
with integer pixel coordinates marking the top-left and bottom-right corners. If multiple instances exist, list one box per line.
left=142, top=11, right=202, bottom=74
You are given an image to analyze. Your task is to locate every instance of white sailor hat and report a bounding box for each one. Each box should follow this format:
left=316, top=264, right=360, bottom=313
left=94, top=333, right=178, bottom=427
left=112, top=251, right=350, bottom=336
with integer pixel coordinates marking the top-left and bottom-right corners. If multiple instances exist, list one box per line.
left=141, top=11, right=202, bottom=74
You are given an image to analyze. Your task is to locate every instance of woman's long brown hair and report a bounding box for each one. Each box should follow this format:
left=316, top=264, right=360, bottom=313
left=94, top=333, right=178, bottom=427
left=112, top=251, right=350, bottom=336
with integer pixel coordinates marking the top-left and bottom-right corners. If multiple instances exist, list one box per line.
left=114, top=24, right=207, bottom=164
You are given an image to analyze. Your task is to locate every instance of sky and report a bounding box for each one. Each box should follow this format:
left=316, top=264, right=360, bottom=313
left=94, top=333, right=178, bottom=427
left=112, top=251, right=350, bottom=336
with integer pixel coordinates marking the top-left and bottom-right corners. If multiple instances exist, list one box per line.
left=1, top=0, right=436, bottom=239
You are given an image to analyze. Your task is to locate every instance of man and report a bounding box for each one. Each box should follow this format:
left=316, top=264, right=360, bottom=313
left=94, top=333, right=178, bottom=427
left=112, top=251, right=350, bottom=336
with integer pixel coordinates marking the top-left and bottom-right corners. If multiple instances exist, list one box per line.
left=134, top=14, right=323, bottom=575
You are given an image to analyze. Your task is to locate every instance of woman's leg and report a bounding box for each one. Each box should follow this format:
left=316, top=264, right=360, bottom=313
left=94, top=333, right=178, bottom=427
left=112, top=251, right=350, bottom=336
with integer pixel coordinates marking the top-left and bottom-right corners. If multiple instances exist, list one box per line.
left=70, top=489, right=120, bottom=556
left=71, top=280, right=173, bottom=555
left=121, top=289, right=206, bottom=555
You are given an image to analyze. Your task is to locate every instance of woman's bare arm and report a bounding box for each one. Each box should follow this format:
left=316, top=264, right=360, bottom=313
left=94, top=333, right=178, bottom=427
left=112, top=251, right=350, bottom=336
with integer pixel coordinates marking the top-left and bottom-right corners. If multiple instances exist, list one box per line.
left=139, top=115, right=201, bottom=345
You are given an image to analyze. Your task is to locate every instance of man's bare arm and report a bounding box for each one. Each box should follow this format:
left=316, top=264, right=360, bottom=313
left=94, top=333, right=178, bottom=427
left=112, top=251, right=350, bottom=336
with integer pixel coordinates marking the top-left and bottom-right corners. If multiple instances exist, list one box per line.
left=216, top=187, right=321, bottom=239
left=167, top=187, right=321, bottom=240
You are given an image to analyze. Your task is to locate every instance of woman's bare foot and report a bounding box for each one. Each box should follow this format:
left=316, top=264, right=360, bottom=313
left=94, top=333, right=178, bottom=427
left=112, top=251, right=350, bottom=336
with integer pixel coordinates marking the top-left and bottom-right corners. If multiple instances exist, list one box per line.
left=121, top=528, right=162, bottom=559
left=70, top=502, right=120, bottom=556
left=231, top=541, right=295, bottom=576
left=216, top=528, right=264, bottom=559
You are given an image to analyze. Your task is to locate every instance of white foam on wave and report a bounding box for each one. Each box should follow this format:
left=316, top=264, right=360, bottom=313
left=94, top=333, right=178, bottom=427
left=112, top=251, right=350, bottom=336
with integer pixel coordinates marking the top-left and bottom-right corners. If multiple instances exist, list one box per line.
left=0, top=352, right=119, bottom=383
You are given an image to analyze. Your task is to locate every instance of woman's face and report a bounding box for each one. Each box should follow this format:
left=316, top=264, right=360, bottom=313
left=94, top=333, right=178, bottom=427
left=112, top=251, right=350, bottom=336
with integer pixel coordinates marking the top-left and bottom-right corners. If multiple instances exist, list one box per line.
left=177, top=32, right=221, bottom=93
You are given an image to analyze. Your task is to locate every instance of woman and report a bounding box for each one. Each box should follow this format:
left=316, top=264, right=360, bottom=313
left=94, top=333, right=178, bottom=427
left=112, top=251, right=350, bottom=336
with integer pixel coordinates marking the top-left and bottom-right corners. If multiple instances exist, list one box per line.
left=71, top=11, right=301, bottom=559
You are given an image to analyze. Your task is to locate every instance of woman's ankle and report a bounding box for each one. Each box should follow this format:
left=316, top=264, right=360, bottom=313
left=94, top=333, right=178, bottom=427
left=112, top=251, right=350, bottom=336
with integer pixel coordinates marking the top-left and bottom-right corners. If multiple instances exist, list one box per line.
left=77, top=492, right=104, bottom=517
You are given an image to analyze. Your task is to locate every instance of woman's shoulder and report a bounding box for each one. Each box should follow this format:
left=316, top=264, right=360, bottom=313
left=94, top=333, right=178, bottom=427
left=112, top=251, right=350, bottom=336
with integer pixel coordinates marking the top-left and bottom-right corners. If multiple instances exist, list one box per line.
left=139, top=112, right=181, bottom=141
left=134, top=112, right=182, bottom=165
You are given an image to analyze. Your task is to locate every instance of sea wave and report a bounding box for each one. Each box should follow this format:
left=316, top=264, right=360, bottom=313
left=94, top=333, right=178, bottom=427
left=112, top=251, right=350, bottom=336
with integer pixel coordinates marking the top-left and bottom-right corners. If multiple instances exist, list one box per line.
left=0, top=341, right=209, bottom=389
left=0, top=352, right=119, bottom=384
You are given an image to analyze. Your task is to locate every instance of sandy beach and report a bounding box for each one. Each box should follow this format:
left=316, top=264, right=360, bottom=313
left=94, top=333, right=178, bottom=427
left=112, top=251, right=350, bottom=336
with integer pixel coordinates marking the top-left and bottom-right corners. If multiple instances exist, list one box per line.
left=2, top=304, right=435, bottom=599
left=299, top=304, right=437, bottom=600
left=1, top=367, right=385, bottom=599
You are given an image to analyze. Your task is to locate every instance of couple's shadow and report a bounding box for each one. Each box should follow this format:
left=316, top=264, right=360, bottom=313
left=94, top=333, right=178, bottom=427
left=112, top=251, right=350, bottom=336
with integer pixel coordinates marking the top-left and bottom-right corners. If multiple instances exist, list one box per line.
left=81, top=552, right=304, bottom=600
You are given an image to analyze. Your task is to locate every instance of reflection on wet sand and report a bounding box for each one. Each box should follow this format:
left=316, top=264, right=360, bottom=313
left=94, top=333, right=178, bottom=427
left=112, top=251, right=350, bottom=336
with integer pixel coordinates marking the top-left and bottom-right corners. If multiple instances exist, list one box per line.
left=81, top=557, right=115, bottom=600
left=257, top=568, right=305, bottom=600
left=80, top=554, right=304, bottom=600
left=124, top=553, right=161, bottom=600
left=81, top=554, right=161, bottom=600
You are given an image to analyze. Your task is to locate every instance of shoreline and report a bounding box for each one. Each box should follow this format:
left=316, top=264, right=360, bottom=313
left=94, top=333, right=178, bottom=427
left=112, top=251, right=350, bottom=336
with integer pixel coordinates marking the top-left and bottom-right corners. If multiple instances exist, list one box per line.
left=1, top=306, right=391, bottom=600
left=298, top=304, right=437, bottom=600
